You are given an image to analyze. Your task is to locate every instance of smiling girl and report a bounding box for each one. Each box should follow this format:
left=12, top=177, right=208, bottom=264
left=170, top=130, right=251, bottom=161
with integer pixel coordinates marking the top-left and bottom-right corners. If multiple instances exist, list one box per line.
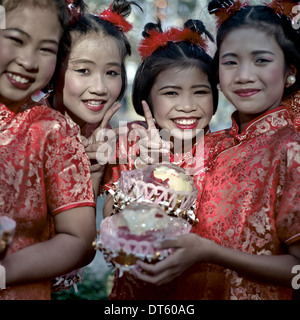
left=133, top=0, right=300, bottom=300
left=52, top=0, right=141, bottom=196
left=102, top=18, right=218, bottom=299
left=0, top=0, right=96, bottom=300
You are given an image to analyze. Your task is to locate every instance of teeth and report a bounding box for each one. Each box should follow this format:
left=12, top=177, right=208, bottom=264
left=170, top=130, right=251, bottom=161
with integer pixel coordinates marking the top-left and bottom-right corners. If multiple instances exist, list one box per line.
left=85, top=100, right=104, bottom=107
left=173, top=118, right=197, bottom=125
left=8, top=73, right=29, bottom=84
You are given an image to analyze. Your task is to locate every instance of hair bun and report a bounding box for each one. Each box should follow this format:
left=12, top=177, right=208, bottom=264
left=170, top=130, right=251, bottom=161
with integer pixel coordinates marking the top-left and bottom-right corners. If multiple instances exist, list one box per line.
left=111, top=0, right=142, bottom=18
left=184, top=19, right=214, bottom=43
left=142, top=20, right=163, bottom=38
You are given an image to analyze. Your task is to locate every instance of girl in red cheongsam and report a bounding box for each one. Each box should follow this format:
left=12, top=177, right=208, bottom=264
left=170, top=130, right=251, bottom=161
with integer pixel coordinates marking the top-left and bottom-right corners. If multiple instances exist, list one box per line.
left=0, top=0, right=96, bottom=300
left=52, top=0, right=141, bottom=197
left=102, top=18, right=219, bottom=299
left=134, top=0, right=300, bottom=300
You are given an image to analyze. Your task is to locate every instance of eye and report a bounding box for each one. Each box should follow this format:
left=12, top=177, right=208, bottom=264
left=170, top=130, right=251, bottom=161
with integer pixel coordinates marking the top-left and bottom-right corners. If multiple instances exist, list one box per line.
left=164, top=91, right=178, bottom=96
left=74, top=68, right=90, bottom=75
left=195, top=90, right=210, bottom=95
left=221, top=60, right=237, bottom=66
left=40, top=47, right=57, bottom=55
left=6, top=36, right=23, bottom=45
left=256, top=58, right=272, bottom=64
left=106, top=70, right=120, bottom=77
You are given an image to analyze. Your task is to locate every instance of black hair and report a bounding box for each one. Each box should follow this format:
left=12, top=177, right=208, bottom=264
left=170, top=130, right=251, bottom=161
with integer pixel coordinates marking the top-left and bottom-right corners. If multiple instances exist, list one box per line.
left=54, top=0, right=142, bottom=101
left=208, top=0, right=300, bottom=97
left=132, top=19, right=218, bottom=117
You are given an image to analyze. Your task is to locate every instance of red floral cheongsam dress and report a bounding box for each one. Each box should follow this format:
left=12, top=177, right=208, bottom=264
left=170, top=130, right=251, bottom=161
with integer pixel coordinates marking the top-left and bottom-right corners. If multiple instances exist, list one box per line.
left=0, top=102, right=95, bottom=300
left=176, top=107, right=300, bottom=300
left=281, top=91, right=300, bottom=131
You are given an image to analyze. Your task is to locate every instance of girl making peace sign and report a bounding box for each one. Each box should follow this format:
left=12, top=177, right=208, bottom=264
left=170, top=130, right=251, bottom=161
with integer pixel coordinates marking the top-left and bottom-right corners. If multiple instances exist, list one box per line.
left=102, top=18, right=218, bottom=299
left=52, top=0, right=141, bottom=197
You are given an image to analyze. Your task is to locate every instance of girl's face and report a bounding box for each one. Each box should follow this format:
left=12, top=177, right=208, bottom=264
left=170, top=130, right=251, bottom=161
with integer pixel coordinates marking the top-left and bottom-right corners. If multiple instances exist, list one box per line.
left=219, top=27, right=293, bottom=126
left=56, top=35, right=123, bottom=127
left=0, top=6, right=61, bottom=111
left=150, top=66, right=214, bottom=143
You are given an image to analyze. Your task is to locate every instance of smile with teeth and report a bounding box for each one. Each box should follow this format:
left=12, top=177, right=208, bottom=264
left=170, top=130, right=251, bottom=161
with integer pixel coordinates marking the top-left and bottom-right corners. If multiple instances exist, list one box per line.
left=84, top=100, right=104, bottom=107
left=7, top=73, right=30, bottom=84
left=173, top=118, right=198, bottom=125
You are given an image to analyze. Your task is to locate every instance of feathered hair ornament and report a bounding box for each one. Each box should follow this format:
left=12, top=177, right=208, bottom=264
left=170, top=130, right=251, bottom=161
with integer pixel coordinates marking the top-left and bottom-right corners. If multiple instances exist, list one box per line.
left=209, top=0, right=300, bottom=27
left=208, top=0, right=248, bottom=27
left=98, top=5, right=133, bottom=33
left=266, top=0, right=299, bottom=21
left=138, top=27, right=208, bottom=60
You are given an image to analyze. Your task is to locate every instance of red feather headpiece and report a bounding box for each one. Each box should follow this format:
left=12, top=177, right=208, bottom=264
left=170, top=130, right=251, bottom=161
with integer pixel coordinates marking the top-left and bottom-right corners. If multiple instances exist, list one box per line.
left=98, top=5, right=133, bottom=33
left=213, top=0, right=248, bottom=27
left=267, top=0, right=298, bottom=21
left=138, top=27, right=208, bottom=60
left=138, top=29, right=171, bottom=59
left=169, top=28, right=208, bottom=50
left=212, top=0, right=299, bottom=27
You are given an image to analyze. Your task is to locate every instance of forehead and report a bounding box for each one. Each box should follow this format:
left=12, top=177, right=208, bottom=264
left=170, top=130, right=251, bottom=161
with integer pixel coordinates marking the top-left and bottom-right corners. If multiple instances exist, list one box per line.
left=154, top=65, right=209, bottom=85
left=6, top=6, right=61, bottom=40
left=220, top=27, right=282, bottom=55
left=70, top=34, right=122, bottom=60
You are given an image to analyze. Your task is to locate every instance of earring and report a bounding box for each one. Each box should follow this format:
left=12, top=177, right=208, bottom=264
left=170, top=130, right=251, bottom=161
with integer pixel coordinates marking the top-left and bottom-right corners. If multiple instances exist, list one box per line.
left=217, top=83, right=222, bottom=91
left=286, top=75, right=296, bottom=86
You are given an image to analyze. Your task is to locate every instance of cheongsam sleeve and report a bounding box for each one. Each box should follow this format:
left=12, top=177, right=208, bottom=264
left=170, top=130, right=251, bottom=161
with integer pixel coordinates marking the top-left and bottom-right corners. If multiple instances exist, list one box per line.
left=276, top=140, right=300, bottom=245
left=44, top=121, right=95, bottom=215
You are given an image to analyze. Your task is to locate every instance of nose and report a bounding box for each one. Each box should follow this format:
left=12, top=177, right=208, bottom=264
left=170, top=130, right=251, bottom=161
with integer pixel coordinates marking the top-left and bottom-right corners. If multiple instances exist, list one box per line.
left=89, top=74, right=108, bottom=95
left=176, top=95, right=197, bottom=112
left=235, top=62, right=256, bottom=84
left=16, top=47, right=38, bottom=72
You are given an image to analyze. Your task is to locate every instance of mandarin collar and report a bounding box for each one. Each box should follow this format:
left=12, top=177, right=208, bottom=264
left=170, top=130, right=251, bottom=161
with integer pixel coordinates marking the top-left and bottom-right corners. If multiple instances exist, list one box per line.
left=229, top=107, right=291, bottom=142
left=0, top=97, right=41, bottom=120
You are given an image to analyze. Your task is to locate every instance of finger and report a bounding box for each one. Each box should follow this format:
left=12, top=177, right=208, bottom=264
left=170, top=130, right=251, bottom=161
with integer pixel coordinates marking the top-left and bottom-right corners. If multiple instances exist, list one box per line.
left=81, top=135, right=89, bottom=148
left=154, top=238, right=182, bottom=250
left=129, top=124, right=148, bottom=140
left=132, top=265, right=176, bottom=286
left=132, top=269, right=164, bottom=285
left=141, top=100, right=156, bottom=130
left=136, top=254, right=177, bottom=275
left=99, top=103, right=121, bottom=130
left=85, top=135, right=117, bottom=153
left=138, top=139, right=170, bottom=154
left=92, top=127, right=119, bottom=144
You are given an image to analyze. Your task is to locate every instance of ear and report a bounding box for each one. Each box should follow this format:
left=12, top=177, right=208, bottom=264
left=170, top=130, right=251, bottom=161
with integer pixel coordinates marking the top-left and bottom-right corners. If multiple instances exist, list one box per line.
left=289, top=65, right=297, bottom=77
left=285, top=65, right=297, bottom=88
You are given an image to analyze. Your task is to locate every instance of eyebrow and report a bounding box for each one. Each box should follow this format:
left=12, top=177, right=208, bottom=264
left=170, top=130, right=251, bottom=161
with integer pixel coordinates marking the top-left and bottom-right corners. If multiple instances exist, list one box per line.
left=70, top=59, right=121, bottom=67
left=158, top=84, right=211, bottom=91
left=5, top=27, right=59, bottom=46
left=221, top=50, right=275, bottom=59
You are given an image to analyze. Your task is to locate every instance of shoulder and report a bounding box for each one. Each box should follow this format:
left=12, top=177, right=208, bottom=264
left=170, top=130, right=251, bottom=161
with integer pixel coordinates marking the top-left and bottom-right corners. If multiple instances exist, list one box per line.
left=30, top=105, right=81, bottom=137
left=204, top=128, right=230, bottom=144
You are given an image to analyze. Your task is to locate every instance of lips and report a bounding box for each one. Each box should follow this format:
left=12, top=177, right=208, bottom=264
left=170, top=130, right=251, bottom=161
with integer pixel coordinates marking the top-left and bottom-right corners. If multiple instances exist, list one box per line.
left=172, top=117, right=200, bottom=130
left=6, top=72, right=34, bottom=90
left=83, top=100, right=105, bottom=112
left=234, top=88, right=260, bottom=97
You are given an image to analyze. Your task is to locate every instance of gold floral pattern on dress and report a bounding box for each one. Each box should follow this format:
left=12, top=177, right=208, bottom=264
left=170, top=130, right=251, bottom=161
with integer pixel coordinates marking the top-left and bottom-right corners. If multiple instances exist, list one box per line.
left=187, top=107, right=300, bottom=300
left=0, top=103, right=95, bottom=300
